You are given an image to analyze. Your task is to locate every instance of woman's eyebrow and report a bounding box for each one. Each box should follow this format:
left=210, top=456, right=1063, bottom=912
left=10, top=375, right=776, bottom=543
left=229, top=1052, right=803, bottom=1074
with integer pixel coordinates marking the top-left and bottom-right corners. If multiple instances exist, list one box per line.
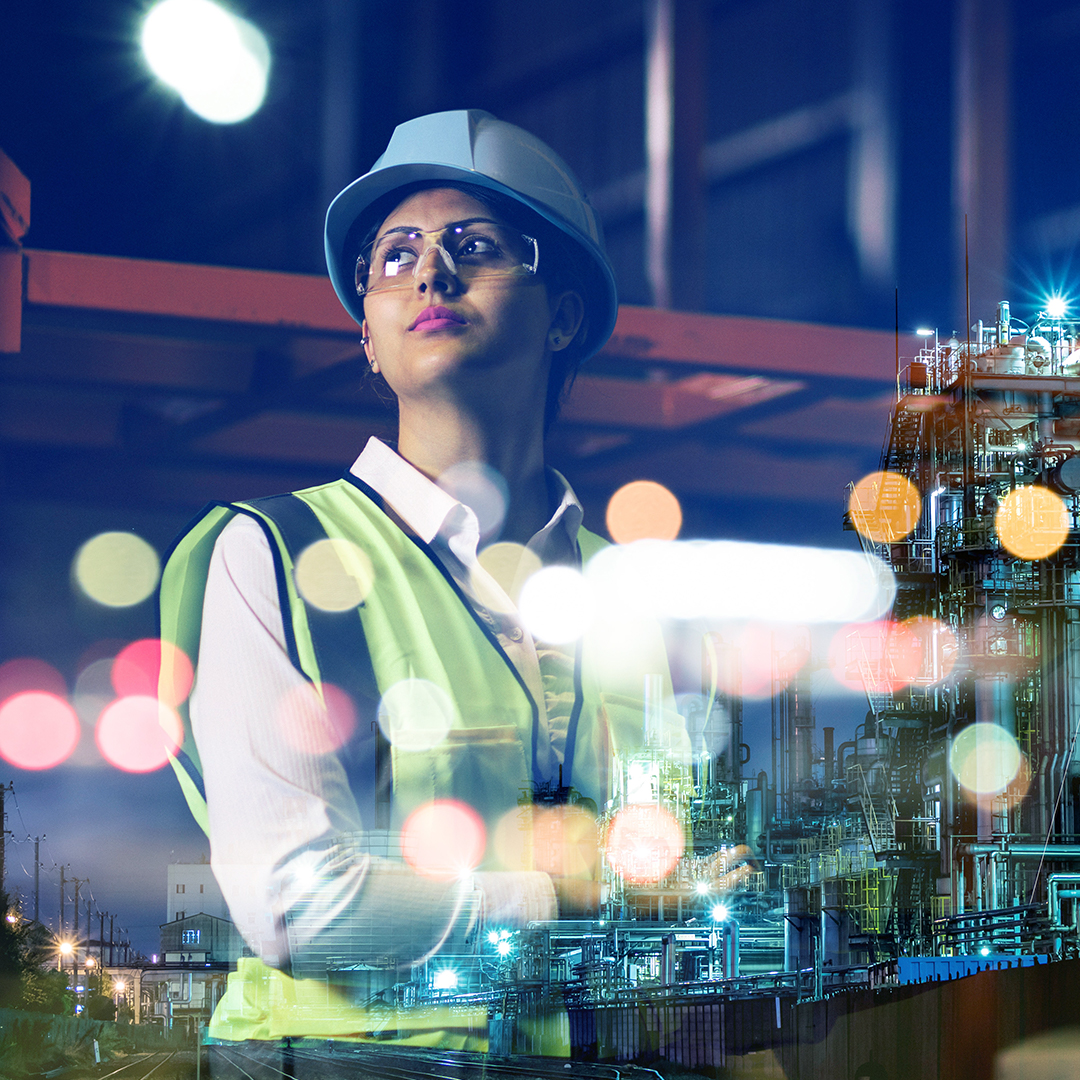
left=377, top=217, right=503, bottom=238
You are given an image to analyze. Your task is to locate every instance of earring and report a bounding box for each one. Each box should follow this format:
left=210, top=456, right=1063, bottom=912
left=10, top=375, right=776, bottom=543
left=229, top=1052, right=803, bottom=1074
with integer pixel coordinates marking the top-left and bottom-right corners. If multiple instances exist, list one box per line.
left=552, top=335, right=561, bottom=346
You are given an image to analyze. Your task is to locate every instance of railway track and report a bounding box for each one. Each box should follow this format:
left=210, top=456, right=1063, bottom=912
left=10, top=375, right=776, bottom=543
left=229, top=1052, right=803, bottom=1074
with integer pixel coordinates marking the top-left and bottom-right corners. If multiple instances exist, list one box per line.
left=208, top=1041, right=664, bottom=1080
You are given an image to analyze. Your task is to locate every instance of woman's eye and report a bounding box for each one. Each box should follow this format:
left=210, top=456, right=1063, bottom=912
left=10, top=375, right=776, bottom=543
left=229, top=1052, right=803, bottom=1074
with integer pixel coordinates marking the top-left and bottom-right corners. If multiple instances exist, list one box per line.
left=380, top=246, right=418, bottom=274
left=456, top=234, right=499, bottom=260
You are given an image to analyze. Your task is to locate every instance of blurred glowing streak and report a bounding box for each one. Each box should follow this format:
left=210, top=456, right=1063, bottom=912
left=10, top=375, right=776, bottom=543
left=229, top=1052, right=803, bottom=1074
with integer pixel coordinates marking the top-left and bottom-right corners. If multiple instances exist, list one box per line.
left=848, top=471, right=921, bottom=543
left=111, top=639, right=194, bottom=706
left=141, top=0, right=270, bottom=124
left=376, top=679, right=455, bottom=752
left=0, top=658, right=67, bottom=704
left=401, top=800, right=486, bottom=880
left=915, top=327, right=934, bottom=337
left=949, top=723, right=1024, bottom=795
left=995, top=486, right=1069, bottom=560
left=585, top=540, right=894, bottom=624
left=73, top=532, right=160, bottom=608
left=475, top=542, right=542, bottom=609
left=432, top=969, right=458, bottom=990
left=294, top=538, right=374, bottom=612
left=96, top=696, right=183, bottom=772
left=604, top=805, right=684, bottom=884
left=0, top=693, right=80, bottom=770
left=439, top=462, right=509, bottom=541
left=606, top=480, right=683, bottom=544
left=276, top=682, right=357, bottom=755
left=519, top=566, right=596, bottom=643
left=1046, top=296, right=1068, bottom=319
left=711, top=903, right=730, bottom=921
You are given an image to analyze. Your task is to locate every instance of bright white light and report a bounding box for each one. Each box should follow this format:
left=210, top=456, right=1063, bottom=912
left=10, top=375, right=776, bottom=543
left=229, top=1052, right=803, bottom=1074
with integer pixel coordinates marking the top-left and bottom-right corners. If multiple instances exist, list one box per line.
left=695, top=882, right=710, bottom=895
left=487, top=930, right=501, bottom=945
left=114, top=980, right=126, bottom=993
left=585, top=540, right=894, bottom=625
left=979, top=946, right=990, bottom=957
left=518, top=566, right=596, bottom=643
left=1046, top=296, right=1068, bottom=319
left=141, top=0, right=270, bottom=124
left=432, top=969, right=458, bottom=990
left=915, top=327, right=934, bottom=337
left=496, top=940, right=512, bottom=957
left=711, top=903, right=730, bottom=922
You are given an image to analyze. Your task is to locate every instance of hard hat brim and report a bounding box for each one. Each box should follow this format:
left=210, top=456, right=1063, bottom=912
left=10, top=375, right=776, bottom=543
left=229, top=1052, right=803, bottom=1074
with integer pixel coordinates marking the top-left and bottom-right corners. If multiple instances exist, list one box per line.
left=324, top=162, right=618, bottom=362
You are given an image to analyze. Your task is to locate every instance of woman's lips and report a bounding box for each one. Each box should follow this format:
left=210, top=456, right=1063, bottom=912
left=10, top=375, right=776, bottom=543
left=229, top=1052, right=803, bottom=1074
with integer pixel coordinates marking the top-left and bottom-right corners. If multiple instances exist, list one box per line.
left=409, top=306, right=468, bottom=332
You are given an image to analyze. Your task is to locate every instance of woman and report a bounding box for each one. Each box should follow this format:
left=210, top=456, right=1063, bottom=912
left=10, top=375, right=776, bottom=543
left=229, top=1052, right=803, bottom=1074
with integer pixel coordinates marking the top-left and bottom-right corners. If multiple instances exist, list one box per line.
left=160, top=110, right=684, bottom=1040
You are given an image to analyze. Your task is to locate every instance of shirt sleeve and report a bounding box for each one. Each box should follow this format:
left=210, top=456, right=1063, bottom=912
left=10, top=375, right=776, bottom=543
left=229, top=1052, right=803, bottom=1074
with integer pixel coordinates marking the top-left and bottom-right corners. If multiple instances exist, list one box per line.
left=189, top=514, right=555, bottom=975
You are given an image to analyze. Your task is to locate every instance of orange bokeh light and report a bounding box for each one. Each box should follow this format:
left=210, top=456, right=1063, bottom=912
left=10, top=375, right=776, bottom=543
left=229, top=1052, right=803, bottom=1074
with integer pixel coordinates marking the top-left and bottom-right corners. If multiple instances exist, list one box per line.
left=828, top=620, right=924, bottom=694
left=95, top=696, right=183, bottom=772
left=493, top=804, right=599, bottom=876
left=111, top=639, right=193, bottom=706
left=0, top=692, right=80, bottom=770
left=604, top=804, right=684, bottom=884
left=848, top=470, right=921, bottom=543
left=995, top=485, right=1069, bottom=560
left=606, top=480, right=683, bottom=544
left=401, top=800, right=486, bottom=880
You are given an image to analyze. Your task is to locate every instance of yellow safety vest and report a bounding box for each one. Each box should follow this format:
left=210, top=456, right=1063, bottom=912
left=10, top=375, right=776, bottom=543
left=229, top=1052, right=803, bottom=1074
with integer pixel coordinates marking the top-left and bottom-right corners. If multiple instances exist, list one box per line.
left=159, top=474, right=676, bottom=1046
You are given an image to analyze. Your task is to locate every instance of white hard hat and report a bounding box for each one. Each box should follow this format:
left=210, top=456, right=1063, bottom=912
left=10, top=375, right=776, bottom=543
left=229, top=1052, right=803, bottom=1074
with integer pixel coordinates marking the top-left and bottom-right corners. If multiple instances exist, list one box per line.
left=324, top=109, right=618, bottom=360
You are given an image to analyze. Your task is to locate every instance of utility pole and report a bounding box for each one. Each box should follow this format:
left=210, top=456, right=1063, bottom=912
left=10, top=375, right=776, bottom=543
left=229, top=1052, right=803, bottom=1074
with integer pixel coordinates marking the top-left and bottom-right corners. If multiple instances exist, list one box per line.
left=99, top=911, right=106, bottom=973
left=71, top=878, right=87, bottom=954
left=0, top=783, right=11, bottom=893
left=32, top=836, right=42, bottom=923
left=108, top=914, right=114, bottom=967
left=58, top=866, right=65, bottom=938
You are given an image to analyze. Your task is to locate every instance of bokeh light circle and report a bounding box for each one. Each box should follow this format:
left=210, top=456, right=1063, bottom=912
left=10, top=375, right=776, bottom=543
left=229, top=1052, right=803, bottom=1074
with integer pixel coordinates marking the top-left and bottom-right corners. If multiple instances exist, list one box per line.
left=376, top=679, right=455, bottom=752
left=95, top=696, right=184, bottom=772
left=0, top=693, right=80, bottom=770
left=73, top=532, right=160, bottom=608
left=111, top=639, right=194, bottom=706
left=604, top=804, right=684, bottom=884
left=294, top=538, right=374, bottom=612
left=901, top=616, right=959, bottom=684
left=995, top=486, right=1069, bottom=560
left=518, top=566, right=595, bottom=643
left=949, top=723, right=1024, bottom=795
left=606, top=480, right=683, bottom=544
left=141, top=0, right=271, bottom=124
left=493, top=804, right=599, bottom=877
left=848, top=471, right=921, bottom=543
left=275, top=682, right=358, bottom=755
left=827, top=620, right=923, bottom=695
left=0, top=658, right=67, bottom=703
left=400, top=800, right=486, bottom=879
left=73, top=658, right=117, bottom=725
left=475, top=542, right=542, bottom=610
left=438, top=462, right=509, bottom=541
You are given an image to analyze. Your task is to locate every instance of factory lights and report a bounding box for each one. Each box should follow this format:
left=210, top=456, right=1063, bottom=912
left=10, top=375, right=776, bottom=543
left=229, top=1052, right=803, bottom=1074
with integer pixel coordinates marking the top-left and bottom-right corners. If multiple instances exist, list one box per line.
left=140, top=0, right=270, bottom=123
left=1045, top=295, right=1068, bottom=319
left=711, top=903, right=730, bottom=922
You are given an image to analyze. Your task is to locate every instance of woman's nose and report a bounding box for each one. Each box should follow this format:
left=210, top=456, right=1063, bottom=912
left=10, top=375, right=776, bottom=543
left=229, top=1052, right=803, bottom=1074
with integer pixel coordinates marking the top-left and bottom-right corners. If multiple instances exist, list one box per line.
left=414, top=244, right=459, bottom=292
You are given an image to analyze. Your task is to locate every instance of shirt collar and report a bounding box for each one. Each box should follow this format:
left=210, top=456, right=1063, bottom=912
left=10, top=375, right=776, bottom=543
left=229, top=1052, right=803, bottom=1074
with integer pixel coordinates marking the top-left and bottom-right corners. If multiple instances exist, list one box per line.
left=349, top=437, right=584, bottom=563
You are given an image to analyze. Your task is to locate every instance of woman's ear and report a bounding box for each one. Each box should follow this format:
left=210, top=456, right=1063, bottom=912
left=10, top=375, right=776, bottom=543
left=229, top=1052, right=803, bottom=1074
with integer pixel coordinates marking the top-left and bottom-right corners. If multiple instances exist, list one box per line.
left=361, top=319, right=380, bottom=373
left=548, top=290, right=585, bottom=352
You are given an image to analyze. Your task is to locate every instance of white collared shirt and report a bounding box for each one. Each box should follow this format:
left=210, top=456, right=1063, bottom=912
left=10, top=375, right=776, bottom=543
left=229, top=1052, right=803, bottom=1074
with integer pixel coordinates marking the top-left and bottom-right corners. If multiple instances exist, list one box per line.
left=350, top=436, right=583, bottom=781
left=190, top=438, right=577, bottom=969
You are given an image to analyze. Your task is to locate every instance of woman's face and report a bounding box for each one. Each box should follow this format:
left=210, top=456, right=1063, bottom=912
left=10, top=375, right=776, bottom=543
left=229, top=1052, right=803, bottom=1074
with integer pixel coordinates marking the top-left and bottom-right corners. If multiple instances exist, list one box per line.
left=360, top=187, right=568, bottom=407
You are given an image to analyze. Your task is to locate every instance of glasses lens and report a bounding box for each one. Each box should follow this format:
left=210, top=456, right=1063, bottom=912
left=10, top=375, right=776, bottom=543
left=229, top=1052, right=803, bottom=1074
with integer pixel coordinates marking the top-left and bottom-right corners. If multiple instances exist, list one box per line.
left=356, top=225, right=538, bottom=297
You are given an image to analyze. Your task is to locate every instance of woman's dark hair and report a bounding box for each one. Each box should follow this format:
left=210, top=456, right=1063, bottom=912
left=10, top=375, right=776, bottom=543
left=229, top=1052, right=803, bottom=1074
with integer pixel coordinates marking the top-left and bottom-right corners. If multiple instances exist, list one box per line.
left=347, top=180, right=593, bottom=433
